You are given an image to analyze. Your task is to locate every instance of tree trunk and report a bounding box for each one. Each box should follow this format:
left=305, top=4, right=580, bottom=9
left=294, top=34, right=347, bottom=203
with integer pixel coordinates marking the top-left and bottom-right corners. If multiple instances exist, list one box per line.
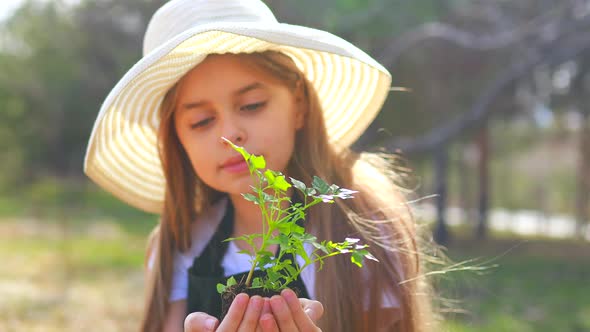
left=575, top=110, right=590, bottom=239
left=434, top=146, right=450, bottom=245
left=457, top=143, right=471, bottom=228
left=476, top=124, right=489, bottom=240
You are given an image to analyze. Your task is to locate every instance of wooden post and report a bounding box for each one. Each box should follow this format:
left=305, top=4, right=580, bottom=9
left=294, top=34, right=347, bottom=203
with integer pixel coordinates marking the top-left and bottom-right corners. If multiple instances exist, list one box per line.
left=576, top=110, right=590, bottom=238
left=476, top=124, right=489, bottom=239
left=434, top=145, right=450, bottom=245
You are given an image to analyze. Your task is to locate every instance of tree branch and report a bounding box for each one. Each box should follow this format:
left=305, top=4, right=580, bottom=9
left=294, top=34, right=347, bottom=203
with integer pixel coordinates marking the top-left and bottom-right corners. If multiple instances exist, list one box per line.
left=382, top=30, right=590, bottom=155
left=375, top=1, right=573, bottom=69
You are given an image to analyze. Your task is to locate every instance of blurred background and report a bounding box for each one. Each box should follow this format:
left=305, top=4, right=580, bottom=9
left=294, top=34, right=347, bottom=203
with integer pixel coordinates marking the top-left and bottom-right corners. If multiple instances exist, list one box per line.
left=1, top=0, right=589, bottom=331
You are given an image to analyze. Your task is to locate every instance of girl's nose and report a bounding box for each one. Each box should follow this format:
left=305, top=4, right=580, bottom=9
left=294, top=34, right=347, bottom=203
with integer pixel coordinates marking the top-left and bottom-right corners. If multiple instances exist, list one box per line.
left=219, top=117, right=247, bottom=146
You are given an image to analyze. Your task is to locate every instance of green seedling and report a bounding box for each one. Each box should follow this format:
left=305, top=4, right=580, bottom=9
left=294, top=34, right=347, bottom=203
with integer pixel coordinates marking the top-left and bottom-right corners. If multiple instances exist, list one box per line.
left=217, top=138, right=378, bottom=294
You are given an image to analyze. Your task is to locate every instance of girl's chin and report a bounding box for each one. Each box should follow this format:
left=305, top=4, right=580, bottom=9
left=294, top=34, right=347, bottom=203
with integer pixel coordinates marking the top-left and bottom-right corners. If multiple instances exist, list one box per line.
left=220, top=179, right=255, bottom=196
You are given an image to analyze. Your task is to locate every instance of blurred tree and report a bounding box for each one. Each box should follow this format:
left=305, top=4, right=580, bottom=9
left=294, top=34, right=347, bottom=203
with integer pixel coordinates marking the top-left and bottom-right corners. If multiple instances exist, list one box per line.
left=0, top=1, right=79, bottom=183
left=571, top=58, right=590, bottom=238
left=0, top=0, right=166, bottom=185
left=349, top=0, right=590, bottom=240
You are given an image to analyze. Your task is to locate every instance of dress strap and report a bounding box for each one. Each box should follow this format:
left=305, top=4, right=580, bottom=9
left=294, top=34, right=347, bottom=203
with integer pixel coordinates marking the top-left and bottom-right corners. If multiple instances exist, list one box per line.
left=189, top=200, right=234, bottom=277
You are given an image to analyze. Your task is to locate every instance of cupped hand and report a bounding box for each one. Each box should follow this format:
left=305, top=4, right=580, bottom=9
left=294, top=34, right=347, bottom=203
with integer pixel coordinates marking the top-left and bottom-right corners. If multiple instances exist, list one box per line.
left=259, top=289, right=323, bottom=332
left=184, top=290, right=323, bottom=332
left=185, top=293, right=263, bottom=332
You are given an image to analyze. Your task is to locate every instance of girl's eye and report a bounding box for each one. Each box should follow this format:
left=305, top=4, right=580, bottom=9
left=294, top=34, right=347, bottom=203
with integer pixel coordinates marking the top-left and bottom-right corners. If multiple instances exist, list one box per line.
left=190, top=117, right=214, bottom=129
left=241, top=101, right=267, bottom=112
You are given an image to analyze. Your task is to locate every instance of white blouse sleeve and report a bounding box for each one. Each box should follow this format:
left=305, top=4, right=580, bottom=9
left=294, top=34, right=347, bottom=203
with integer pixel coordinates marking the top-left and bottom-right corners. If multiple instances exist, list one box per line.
left=168, top=198, right=228, bottom=302
left=146, top=246, right=192, bottom=302
left=169, top=251, right=193, bottom=302
left=145, top=244, right=191, bottom=302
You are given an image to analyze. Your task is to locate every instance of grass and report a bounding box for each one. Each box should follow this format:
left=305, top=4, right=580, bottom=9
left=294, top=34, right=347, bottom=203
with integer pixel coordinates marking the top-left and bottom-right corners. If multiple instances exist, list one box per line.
left=0, top=217, right=150, bottom=332
left=439, top=237, right=590, bottom=332
left=0, top=199, right=588, bottom=331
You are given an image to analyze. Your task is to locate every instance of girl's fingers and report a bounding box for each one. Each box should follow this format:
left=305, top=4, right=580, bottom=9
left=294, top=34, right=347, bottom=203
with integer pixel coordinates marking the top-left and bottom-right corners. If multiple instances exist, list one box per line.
left=184, top=312, right=219, bottom=332
left=262, top=298, right=272, bottom=316
left=281, top=289, right=322, bottom=331
left=270, top=294, right=298, bottom=331
left=237, top=296, right=264, bottom=332
left=217, top=293, right=249, bottom=332
left=182, top=292, right=322, bottom=332
left=259, top=298, right=279, bottom=332
left=298, top=297, right=324, bottom=323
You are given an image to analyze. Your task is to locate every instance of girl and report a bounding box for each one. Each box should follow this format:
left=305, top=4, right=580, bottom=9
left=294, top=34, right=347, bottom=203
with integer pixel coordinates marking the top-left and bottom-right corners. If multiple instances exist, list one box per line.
left=84, top=0, right=435, bottom=331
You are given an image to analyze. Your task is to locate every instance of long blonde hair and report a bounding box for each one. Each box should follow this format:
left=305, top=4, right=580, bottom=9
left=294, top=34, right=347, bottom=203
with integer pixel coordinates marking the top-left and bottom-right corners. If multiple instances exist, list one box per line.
left=140, top=51, right=435, bottom=332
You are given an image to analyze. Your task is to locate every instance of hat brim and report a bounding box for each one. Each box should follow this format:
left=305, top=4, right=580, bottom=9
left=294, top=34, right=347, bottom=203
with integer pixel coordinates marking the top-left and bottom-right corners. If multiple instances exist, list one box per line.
left=84, top=22, right=391, bottom=214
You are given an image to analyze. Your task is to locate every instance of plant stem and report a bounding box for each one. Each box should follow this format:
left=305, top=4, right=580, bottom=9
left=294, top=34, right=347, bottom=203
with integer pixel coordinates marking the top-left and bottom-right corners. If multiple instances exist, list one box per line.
left=245, top=256, right=258, bottom=287
left=300, top=251, right=342, bottom=272
left=246, top=182, right=280, bottom=287
left=245, top=202, right=276, bottom=287
left=274, top=199, right=320, bottom=224
left=245, top=184, right=321, bottom=288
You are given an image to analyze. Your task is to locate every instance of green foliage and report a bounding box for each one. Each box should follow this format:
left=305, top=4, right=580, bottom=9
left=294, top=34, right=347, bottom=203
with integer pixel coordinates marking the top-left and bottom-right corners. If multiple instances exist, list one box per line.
left=217, top=138, right=377, bottom=293
left=0, top=0, right=164, bottom=180
left=440, top=239, right=590, bottom=332
left=217, top=276, right=237, bottom=294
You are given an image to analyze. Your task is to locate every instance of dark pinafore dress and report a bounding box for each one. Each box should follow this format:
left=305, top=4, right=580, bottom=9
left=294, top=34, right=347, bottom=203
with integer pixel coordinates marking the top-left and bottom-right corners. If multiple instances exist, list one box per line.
left=186, top=197, right=310, bottom=319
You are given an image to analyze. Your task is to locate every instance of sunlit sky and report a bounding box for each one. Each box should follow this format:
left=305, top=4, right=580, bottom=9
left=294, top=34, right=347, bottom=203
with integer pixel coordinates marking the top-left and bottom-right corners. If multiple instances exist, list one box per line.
left=0, top=0, right=26, bottom=21
left=0, top=0, right=80, bottom=22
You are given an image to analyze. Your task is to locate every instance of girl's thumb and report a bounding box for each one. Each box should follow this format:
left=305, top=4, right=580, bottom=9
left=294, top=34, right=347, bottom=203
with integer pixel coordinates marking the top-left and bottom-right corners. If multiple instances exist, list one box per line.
left=184, top=312, right=219, bottom=332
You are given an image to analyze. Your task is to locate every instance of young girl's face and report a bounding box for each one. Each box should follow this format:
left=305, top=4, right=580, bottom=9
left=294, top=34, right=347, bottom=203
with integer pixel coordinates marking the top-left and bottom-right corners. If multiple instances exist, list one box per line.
left=173, top=54, right=305, bottom=196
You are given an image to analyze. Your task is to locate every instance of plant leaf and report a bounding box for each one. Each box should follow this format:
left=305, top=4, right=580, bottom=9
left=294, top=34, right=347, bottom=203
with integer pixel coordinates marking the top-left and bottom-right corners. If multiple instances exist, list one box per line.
left=312, top=176, right=330, bottom=194
left=216, top=283, right=226, bottom=294
left=329, top=184, right=340, bottom=193
left=237, top=249, right=253, bottom=256
left=261, top=191, right=277, bottom=203
left=366, top=253, right=379, bottom=262
left=264, top=169, right=275, bottom=185
left=277, top=234, right=290, bottom=247
left=250, top=155, right=266, bottom=170
left=227, top=276, right=237, bottom=287
left=242, top=193, right=259, bottom=204
left=290, top=223, right=305, bottom=235
left=312, top=241, right=329, bottom=254
left=251, top=277, right=262, bottom=288
left=258, top=255, right=273, bottom=268
left=273, top=175, right=291, bottom=191
left=285, top=264, right=298, bottom=278
left=290, top=177, right=306, bottom=192
left=267, top=269, right=281, bottom=283
left=351, top=252, right=364, bottom=268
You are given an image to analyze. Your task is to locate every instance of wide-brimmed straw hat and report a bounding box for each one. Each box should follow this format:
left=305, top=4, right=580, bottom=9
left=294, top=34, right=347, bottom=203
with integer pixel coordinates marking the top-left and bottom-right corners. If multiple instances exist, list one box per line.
left=84, top=0, right=392, bottom=214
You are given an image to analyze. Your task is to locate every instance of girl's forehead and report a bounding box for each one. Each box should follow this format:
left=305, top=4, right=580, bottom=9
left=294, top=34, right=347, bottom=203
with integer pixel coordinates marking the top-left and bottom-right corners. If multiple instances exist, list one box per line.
left=180, top=55, right=269, bottom=89
left=189, top=54, right=258, bottom=77
left=175, top=54, right=290, bottom=103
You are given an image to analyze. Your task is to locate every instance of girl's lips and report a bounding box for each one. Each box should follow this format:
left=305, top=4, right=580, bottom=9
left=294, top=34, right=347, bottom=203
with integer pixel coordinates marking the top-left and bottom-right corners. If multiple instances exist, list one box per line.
left=221, top=159, right=249, bottom=174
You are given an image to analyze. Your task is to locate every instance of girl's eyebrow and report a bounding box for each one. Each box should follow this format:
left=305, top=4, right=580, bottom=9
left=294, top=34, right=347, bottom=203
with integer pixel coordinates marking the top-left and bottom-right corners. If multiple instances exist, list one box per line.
left=235, top=82, right=264, bottom=96
left=180, top=82, right=265, bottom=111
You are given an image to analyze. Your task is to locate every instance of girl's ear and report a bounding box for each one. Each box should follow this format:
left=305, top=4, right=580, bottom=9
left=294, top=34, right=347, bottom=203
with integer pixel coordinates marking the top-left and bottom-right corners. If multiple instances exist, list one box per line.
left=295, top=104, right=306, bottom=130
left=294, top=80, right=307, bottom=130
